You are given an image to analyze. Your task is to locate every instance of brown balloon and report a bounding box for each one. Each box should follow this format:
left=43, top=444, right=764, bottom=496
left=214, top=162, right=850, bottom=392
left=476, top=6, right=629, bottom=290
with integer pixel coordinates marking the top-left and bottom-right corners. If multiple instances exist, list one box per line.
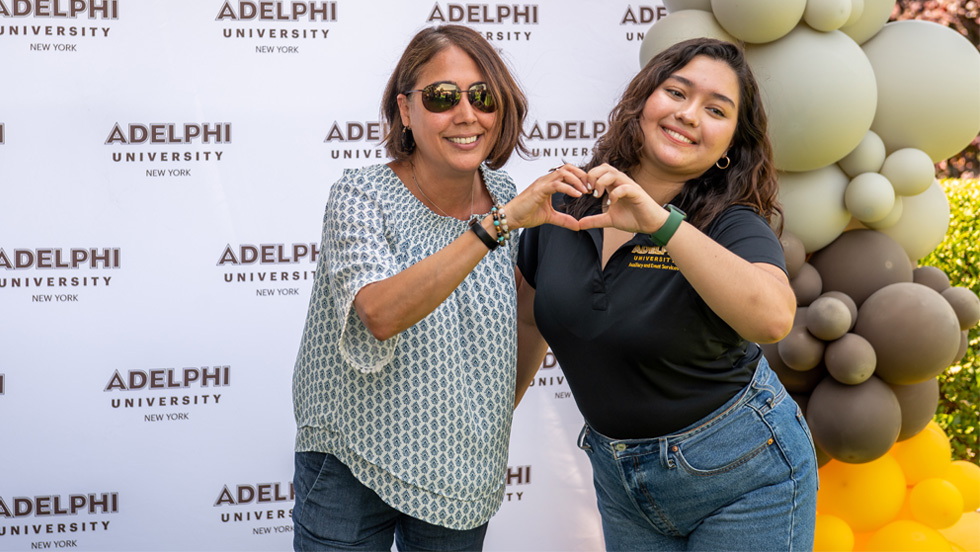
left=913, top=265, right=951, bottom=293
left=818, top=291, right=858, bottom=332
left=855, top=282, right=961, bottom=385
left=805, top=375, right=902, bottom=463
left=825, top=333, right=876, bottom=385
left=941, top=286, right=980, bottom=331
left=887, top=378, right=940, bottom=441
left=779, top=308, right=826, bottom=371
left=809, top=229, right=913, bottom=306
left=806, top=295, right=853, bottom=341
left=780, top=230, right=806, bottom=279
left=762, top=342, right=827, bottom=394
left=790, top=262, right=822, bottom=307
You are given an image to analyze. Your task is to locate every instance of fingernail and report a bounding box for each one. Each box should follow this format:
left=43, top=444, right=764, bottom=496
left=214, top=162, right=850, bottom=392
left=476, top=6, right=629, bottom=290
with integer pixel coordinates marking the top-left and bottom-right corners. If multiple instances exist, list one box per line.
left=606, top=199, right=611, bottom=206
left=593, top=190, right=601, bottom=198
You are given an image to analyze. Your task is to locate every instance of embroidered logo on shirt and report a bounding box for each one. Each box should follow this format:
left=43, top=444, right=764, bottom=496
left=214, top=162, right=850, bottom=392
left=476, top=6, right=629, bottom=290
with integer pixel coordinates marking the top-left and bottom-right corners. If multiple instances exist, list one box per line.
left=628, top=245, right=678, bottom=271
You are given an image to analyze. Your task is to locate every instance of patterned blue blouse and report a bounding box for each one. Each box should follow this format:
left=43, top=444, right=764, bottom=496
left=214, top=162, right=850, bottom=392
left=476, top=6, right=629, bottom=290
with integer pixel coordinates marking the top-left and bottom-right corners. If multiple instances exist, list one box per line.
left=292, top=163, right=519, bottom=530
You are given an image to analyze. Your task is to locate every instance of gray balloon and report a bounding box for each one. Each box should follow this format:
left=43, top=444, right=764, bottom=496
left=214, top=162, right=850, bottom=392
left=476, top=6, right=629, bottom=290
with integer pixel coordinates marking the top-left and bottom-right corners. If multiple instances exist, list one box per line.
left=809, top=229, right=913, bottom=306
left=855, top=282, right=961, bottom=385
left=825, top=333, right=876, bottom=385
left=790, top=262, right=822, bottom=306
left=913, top=265, right=951, bottom=293
left=887, top=378, right=940, bottom=441
left=806, top=375, right=902, bottom=463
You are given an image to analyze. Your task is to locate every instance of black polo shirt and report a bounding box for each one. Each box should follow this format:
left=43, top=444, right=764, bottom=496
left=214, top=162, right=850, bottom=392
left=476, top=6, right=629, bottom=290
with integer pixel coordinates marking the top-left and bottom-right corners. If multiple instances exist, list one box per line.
left=519, top=199, right=787, bottom=439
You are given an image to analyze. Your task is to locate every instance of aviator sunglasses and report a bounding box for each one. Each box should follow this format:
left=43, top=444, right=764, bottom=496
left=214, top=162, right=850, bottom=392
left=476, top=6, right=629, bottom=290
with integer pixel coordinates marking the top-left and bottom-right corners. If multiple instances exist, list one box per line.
left=404, top=81, right=497, bottom=113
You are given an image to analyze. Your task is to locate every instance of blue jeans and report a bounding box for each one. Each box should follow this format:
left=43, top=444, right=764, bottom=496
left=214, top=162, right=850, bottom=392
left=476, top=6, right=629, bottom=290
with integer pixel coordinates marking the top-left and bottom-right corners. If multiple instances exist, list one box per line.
left=577, top=360, right=817, bottom=551
left=292, top=451, right=488, bottom=551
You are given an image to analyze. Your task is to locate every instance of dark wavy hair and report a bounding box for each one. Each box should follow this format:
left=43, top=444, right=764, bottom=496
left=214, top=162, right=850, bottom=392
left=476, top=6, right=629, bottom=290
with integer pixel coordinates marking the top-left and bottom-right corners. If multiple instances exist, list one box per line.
left=567, top=37, right=781, bottom=233
left=381, top=25, right=529, bottom=170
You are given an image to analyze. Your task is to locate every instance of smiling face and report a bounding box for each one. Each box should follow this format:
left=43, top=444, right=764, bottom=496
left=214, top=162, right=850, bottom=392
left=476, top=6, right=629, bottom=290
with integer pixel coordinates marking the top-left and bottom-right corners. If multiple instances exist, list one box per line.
left=636, top=55, right=740, bottom=184
left=397, top=45, right=498, bottom=181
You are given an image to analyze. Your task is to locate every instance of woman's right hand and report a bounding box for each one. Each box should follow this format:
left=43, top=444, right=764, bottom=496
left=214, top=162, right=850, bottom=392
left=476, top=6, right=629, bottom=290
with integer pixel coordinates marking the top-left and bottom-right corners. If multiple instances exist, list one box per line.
left=505, top=164, right=590, bottom=231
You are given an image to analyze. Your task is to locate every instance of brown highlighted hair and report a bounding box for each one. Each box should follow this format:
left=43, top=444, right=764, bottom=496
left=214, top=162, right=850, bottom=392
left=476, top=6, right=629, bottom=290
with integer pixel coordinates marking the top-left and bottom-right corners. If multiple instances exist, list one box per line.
left=381, top=25, right=529, bottom=170
left=569, top=37, right=781, bottom=232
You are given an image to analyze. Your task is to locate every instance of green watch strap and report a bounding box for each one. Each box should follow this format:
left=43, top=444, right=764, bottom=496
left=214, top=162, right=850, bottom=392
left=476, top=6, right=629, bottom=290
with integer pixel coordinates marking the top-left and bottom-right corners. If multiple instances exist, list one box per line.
left=649, top=204, right=686, bottom=247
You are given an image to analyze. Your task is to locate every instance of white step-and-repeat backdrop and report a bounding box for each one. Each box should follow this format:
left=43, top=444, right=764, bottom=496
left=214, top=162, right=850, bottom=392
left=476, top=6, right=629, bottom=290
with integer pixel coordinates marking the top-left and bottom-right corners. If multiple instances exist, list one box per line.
left=0, top=1, right=667, bottom=550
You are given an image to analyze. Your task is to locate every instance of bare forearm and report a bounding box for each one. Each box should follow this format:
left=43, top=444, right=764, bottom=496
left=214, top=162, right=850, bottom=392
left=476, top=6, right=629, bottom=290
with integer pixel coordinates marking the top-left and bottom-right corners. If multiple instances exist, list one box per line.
left=666, top=222, right=796, bottom=343
left=354, top=215, right=497, bottom=340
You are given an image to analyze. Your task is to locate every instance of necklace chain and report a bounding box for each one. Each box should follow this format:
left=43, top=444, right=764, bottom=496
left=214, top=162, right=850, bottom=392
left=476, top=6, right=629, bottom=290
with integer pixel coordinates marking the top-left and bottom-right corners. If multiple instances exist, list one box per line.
left=411, top=163, right=476, bottom=221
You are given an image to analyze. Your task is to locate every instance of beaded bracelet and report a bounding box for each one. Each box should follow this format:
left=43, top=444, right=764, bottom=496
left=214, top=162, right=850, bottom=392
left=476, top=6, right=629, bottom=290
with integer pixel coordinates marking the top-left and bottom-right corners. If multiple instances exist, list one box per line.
left=469, top=218, right=499, bottom=251
left=491, top=203, right=511, bottom=245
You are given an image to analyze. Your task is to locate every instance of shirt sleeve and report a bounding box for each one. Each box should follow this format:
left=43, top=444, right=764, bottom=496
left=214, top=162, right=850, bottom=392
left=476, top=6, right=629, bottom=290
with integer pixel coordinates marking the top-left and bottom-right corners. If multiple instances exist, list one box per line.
left=517, top=225, right=540, bottom=289
left=325, top=169, right=399, bottom=373
left=710, top=206, right=788, bottom=275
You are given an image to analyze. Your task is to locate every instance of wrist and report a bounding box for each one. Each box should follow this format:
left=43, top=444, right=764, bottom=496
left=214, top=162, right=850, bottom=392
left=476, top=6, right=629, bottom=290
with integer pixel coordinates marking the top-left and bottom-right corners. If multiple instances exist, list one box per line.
left=649, top=204, right=686, bottom=247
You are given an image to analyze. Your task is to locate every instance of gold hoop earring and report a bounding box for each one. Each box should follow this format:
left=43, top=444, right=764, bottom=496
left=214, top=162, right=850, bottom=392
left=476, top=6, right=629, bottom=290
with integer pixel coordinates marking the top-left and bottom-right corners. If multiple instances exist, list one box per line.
left=715, top=156, right=730, bottom=170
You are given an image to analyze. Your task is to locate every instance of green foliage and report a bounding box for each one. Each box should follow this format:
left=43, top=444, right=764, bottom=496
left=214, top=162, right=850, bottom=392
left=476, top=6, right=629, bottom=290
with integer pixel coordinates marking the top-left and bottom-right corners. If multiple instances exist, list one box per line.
left=920, top=179, right=980, bottom=465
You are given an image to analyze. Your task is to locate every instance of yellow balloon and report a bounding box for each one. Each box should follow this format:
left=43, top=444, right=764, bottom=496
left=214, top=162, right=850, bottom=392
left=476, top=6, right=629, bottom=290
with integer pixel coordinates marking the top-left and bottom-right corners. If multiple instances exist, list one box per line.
left=818, top=456, right=907, bottom=533
left=939, top=511, right=980, bottom=552
left=943, top=460, right=980, bottom=512
left=865, top=520, right=953, bottom=551
left=891, top=422, right=952, bottom=485
left=909, top=478, right=964, bottom=529
left=816, top=514, right=856, bottom=551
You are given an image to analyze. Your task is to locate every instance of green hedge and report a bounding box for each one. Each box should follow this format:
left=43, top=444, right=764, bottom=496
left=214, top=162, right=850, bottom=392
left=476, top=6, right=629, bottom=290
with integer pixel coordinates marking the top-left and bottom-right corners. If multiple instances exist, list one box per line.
left=920, top=178, right=980, bottom=465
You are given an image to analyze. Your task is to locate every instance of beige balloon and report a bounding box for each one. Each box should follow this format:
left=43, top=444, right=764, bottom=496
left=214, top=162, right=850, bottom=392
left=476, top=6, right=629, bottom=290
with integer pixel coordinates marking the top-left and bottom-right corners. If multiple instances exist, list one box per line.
left=778, top=165, right=852, bottom=253
left=844, top=0, right=865, bottom=27
left=878, top=180, right=951, bottom=261
left=746, top=27, right=877, bottom=172
left=865, top=196, right=904, bottom=230
left=880, top=148, right=935, bottom=196
left=638, top=9, right=736, bottom=67
left=863, top=20, right=980, bottom=163
left=711, top=0, right=805, bottom=44
left=845, top=172, right=896, bottom=223
left=838, top=130, right=887, bottom=178
left=839, top=0, right=894, bottom=44
left=804, top=0, right=852, bottom=32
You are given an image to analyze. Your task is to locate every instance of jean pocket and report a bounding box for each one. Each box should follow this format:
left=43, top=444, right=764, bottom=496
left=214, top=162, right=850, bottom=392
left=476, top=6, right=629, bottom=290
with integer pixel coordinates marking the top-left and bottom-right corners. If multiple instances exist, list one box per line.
left=670, top=407, right=776, bottom=476
left=576, top=424, right=593, bottom=455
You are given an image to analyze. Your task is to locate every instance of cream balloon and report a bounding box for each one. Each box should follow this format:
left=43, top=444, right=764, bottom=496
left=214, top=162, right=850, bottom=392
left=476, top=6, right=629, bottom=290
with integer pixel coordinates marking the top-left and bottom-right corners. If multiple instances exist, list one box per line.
left=746, top=27, right=877, bottom=172
left=880, top=148, right=936, bottom=196
left=804, top=0, right=852, bottom=32
left=638, top=10, right=736, bottom=67
left=711, top=0, right=805, bottom=44
left=663, top=0, right=712, bottom=12
left=863, top=20, right=980, bottom=163
left=845, top=172, right=895, bottom=223
left=844, top=0, right=865, bottom=27
left=838, top=130, right=886, bottom=177
left=877, top=180, right=951, bottom=262
left=778, top=165, right=852, bottom=253
left=864, top=196, right=904, bottom=230
left=839, top=0, right=894, bottom=44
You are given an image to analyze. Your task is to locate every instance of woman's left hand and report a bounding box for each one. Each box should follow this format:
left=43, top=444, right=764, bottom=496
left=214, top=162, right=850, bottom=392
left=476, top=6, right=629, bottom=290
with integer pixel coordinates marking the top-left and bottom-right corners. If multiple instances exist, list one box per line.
left=578, top=164, right=668, bottom=234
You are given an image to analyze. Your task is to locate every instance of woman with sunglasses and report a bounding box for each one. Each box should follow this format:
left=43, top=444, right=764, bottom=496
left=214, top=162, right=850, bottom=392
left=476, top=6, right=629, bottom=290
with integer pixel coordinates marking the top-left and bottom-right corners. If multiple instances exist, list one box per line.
left=516, top=38, right=818, bottom=550
left=291, top=25, right=586, bottom=551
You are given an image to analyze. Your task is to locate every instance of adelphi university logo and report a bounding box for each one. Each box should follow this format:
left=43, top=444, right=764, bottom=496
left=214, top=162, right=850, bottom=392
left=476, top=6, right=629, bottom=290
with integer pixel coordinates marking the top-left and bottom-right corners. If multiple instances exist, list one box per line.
left=0, top=0, right=118, bottom=42
left=218, top=243, right=318, bottom=297
left=105, top=122, right=231, bottom=176
left=526, top=350, right=571, bottom=399
left=323, top=120, right=387, bottom=161
left=105, top=366, right=231, bottom=416
left=216, top=1, right=337, bottom=47
left=427, top=3, right=539, bottom=43
left=0, top=247, right=120, bottom=300
left=215, top=482, right=294, bottom=534
left=0, top=492, right=119, bottom=538
left=621, top=5, right=668, bottom=42
left=525, top=120, right=606, bottom=161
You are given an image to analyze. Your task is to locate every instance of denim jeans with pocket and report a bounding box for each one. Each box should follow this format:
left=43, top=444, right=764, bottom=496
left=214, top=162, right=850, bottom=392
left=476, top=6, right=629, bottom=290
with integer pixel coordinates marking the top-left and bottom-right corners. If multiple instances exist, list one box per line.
left=577, top=358, right=818, bottom=551
left=292, top=451, right=488, bottom=551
